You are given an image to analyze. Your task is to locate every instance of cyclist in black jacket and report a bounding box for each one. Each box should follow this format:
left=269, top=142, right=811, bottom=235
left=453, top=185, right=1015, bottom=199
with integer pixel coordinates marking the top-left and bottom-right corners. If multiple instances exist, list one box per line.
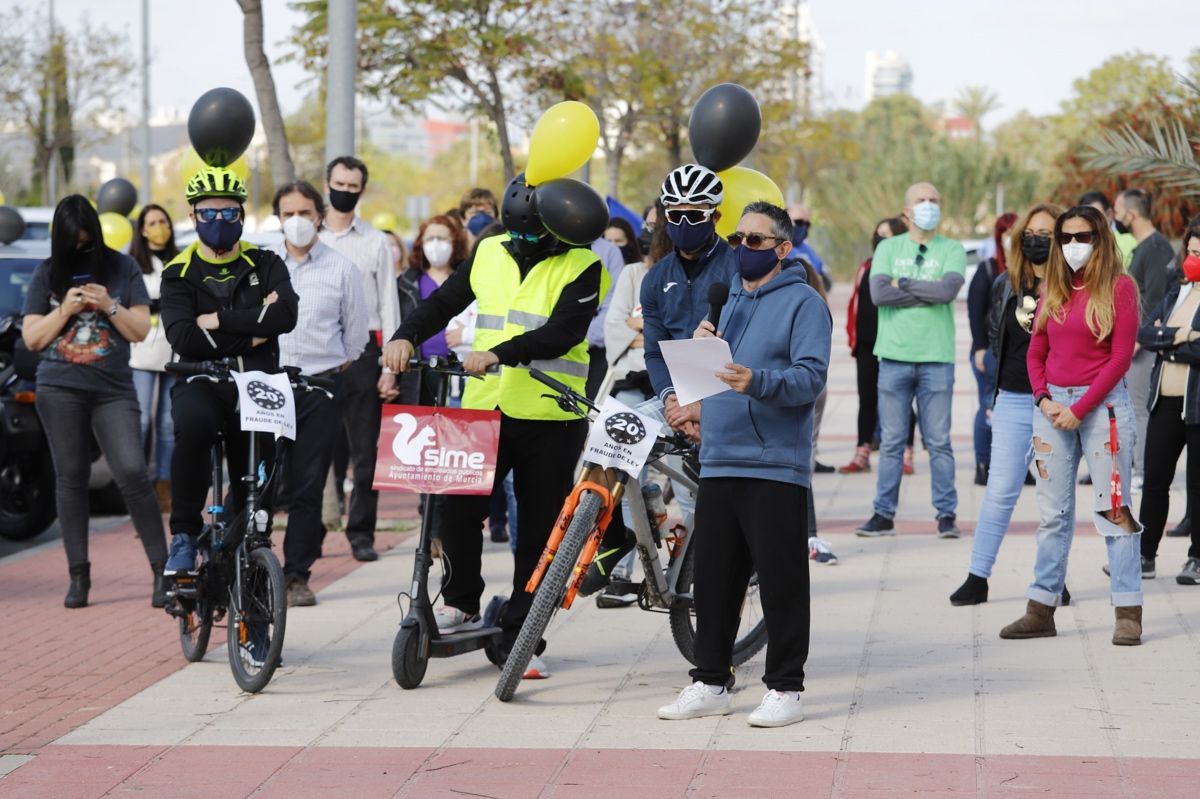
left=162, top=166, right=299, bottom=575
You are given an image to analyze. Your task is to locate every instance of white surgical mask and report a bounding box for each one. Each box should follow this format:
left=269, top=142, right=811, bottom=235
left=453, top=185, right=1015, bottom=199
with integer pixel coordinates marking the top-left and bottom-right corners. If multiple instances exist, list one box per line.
left=1062, top=242, right=1093, bottom=272
left=911, top=201, right=940, bottom=231
left=423, top=239, right=453, bottom=267
left=282, top=215, right=316, bottom=248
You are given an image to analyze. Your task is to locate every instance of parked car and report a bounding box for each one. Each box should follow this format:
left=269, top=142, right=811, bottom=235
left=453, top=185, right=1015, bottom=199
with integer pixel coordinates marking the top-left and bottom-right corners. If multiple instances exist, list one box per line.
left=14, top=207, right=54, bottom=242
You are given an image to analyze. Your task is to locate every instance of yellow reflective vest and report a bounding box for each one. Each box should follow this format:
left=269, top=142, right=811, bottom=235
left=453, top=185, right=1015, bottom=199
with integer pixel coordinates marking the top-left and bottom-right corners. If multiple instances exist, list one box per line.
left=462, top=236, right=607, bottom=421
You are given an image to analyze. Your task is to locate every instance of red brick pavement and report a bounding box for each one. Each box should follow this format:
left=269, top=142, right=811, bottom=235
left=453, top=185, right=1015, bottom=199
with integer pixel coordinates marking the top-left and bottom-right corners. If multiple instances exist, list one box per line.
left=0, top=495, right=418, bottom=756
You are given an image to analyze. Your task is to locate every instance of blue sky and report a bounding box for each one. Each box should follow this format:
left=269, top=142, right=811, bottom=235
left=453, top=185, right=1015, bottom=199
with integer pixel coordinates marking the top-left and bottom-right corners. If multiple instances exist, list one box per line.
left=6, top=0, right=1197, bottom=127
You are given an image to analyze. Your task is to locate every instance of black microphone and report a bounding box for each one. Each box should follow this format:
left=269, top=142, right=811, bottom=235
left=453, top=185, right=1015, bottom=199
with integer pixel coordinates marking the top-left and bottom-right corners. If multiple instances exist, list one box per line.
left=707, top=283, right=729, bottom=330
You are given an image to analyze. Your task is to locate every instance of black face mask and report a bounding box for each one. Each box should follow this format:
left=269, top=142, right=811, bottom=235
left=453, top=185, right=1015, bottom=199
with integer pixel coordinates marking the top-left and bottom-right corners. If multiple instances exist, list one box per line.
left=637, top=227, right=653, bottom=254
left=1113, top=217, right=1130, bottom=236
left=329, top=188, right=361, bottom=214
left=1020, top=234, right=1052, bottom=266
left=619, top=244, right=638, bottom=264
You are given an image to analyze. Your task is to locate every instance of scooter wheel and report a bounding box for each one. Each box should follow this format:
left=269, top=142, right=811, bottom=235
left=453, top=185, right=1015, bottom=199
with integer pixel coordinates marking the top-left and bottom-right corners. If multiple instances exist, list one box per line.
left=392, top=625, right=428, bottom=689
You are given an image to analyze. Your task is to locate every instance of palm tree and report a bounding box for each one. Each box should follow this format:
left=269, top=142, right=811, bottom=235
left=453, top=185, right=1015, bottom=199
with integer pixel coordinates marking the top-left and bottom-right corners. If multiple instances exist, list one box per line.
left=953, top=85, right=1001, bottom=137
left=1085, top=78, right=1200, bottom=195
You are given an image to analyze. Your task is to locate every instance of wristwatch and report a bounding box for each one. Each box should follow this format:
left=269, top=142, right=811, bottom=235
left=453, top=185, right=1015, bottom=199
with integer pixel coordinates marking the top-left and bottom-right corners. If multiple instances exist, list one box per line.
left=107, top=303, right=119, bottom=317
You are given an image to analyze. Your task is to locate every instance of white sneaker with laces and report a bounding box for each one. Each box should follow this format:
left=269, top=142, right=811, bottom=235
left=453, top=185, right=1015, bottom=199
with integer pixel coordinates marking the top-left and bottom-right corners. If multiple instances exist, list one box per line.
left=657, top=681, right=732, bottom=720
left=434, top=606, right=483, bottom=634
left=748, top=689, right=804, bottom=727
left=808, top=537, right=838, bottom=565
left=522, top=654, right=551, bottom=680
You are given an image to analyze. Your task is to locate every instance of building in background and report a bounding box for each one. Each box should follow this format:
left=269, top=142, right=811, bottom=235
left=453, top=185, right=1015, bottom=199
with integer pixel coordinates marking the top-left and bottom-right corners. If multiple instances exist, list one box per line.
left=864, top=50, right=913, bottom=102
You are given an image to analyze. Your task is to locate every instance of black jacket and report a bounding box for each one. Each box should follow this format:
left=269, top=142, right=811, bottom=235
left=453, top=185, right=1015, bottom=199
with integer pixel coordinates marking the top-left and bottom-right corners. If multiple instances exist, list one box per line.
left=968, top=257, right=1000, bottom=353
left=160, top=242, right=299, bottom=373
left=1138, top=281, right=1200, bottom=422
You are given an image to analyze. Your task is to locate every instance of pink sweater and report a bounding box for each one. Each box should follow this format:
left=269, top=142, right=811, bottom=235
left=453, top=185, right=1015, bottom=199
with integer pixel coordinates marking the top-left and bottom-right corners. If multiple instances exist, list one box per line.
left=1026, top=275, right=1138, bottom=419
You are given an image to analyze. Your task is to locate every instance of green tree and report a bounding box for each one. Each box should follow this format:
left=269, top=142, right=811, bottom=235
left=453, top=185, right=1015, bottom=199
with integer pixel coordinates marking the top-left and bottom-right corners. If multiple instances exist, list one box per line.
left=291, top=0, right=557, bottom=181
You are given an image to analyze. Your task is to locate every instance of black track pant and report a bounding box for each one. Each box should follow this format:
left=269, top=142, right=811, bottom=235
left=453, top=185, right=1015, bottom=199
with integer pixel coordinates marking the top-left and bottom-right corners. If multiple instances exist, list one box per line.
left=438, top=415, right=587, bottom=640
left=281, top=375, right=344, bottom=580
left=689, top=477, right=811, bottom=692
left=341, top=341, right=383, bottom=547
left=1139, top=396, right=1200, bottom=560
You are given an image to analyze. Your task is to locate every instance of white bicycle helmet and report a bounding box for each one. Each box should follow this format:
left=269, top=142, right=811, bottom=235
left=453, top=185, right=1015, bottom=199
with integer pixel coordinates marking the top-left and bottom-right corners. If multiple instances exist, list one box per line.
left=660, top=164, right=724, bottom=206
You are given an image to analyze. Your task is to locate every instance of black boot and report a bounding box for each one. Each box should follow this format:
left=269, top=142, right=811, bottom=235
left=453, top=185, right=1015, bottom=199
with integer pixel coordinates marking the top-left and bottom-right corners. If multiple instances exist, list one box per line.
left=974, top=463, right=989, bottom=486
left=151, top=564, right=167, bottom=609
left=64, top=562, right=91, bottom=609
left=950, top=573, right=988, bottom=605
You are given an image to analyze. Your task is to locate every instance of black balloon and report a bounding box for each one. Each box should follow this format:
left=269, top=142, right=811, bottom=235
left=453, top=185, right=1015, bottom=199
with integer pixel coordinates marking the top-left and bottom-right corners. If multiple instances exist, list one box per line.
left=0, top=206, right=26, bottom=245
left=96, top=178, right=138, bottom=216
left=688, top=83, right=762, bottom=172
left=188, top=87, right=256, bottom=167
left=535, top=179, right=608, bottom=246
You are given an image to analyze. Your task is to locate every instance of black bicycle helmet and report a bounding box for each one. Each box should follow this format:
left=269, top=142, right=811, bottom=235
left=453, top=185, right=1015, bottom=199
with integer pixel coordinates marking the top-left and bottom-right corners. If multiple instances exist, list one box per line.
left=501, top=174, right=545, bottom=236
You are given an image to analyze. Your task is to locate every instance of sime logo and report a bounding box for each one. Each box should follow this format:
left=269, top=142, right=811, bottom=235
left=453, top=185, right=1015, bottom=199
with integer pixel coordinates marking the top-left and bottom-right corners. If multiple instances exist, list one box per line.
left=391, top=413, right=486, bottom=469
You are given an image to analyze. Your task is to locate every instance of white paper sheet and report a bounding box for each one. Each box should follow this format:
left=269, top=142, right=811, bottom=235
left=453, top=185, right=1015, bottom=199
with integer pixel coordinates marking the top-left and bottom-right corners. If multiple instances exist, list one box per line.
left=660, top=337, right=734, bottom=406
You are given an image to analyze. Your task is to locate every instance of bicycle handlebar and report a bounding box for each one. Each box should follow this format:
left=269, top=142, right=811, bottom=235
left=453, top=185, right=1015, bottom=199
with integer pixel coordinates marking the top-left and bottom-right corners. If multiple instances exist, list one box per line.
left=165, top=360, right=335, bottom=395
left=404, top=354, right=499, bottom=378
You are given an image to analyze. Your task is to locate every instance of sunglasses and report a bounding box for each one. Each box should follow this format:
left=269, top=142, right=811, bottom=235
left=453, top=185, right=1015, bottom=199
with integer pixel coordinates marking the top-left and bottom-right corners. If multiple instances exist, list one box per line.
left=1058, top=230, right=1095, bottom=245
left=664, top=207, right=715, bottom=225
left=195, top=207, right=242, bottom=223
left=507, top=230, right=542, bottom=243
left=727, top=232, right=784, bottom=249
left=915, top=243, right=928, bottom=267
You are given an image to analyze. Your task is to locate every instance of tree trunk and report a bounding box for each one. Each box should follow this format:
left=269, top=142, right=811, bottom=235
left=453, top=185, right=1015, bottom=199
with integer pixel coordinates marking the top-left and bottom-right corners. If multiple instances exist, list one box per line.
left=237, top=0, right=295, bottom=187
left=605, top=148, right=622, bottom=202
left=486, top=73, right=516, bottom=182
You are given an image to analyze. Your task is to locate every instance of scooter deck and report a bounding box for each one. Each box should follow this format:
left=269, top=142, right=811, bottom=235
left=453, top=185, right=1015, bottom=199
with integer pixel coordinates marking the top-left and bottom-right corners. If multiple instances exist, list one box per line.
left=429, top=625, right=503, bottom=658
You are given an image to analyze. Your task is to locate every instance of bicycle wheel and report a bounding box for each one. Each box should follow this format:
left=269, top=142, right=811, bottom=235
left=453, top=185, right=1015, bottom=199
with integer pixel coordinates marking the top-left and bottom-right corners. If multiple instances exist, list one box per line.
left=495, top=491, right=605, bottom=702
left=227, top=546, right=287, bottom=693
left=179, top=597, right=214, bottom=662
left=669, top=538, right=767, bottom=668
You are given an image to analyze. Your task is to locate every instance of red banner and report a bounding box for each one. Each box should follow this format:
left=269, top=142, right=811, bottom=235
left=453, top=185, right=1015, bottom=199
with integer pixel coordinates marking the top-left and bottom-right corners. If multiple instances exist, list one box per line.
left=373, top=405, right=501, bottom=495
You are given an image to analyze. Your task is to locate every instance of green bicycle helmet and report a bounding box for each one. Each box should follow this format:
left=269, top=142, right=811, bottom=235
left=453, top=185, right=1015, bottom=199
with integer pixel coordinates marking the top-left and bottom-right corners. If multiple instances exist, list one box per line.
left=185, top=166, right=248, bottom=203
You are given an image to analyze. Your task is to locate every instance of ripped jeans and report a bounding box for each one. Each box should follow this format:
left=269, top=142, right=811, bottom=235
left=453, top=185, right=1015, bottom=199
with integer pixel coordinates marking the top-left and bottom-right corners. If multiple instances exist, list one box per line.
left=1027, top=383, right=1143, bottom=608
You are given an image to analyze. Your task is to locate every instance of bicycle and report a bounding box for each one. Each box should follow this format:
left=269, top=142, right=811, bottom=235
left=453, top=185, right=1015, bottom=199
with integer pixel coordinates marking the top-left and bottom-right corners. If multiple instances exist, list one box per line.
left=162, top=358, right=333, bottom=693
left=494, top=369, right=766, bottom=702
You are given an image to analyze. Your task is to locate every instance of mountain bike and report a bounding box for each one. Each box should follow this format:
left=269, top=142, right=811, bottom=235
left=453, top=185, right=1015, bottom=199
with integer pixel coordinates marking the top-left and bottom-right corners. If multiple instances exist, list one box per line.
left=162, top=359, right=333, bottom=693
left=494, top=369, right=767, bottom=702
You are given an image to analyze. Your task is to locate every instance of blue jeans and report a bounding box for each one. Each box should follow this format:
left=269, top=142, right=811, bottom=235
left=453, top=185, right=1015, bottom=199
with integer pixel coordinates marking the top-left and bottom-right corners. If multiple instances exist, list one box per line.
left=131, top=369, right=175, bottom=481
left=968, top=391, right=1042, bottom=578
left=970, top=349, right=997, bottom=467
left=875, top=360, right=957, bottom=519
left=1026, top=383, right=1143, bottom=608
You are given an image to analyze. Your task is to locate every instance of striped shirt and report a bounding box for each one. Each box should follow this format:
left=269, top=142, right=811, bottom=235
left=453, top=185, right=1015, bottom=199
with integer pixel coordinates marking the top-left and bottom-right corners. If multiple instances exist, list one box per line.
left=272, top=240, right=368, bottom=375
left=318, top=215, right=401, bottom=339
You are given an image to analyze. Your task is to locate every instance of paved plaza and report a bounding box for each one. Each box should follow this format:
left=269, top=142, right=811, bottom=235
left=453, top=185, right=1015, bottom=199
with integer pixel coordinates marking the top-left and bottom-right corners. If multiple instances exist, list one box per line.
left=2, top=286, right=1198, bottom=797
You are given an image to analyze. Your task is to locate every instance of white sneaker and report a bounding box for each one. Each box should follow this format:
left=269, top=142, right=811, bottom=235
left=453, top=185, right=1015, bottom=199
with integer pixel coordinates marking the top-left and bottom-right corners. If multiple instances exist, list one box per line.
left=522, top=654, right=551, bottom=680
left=434, top=606, right=482, bottom=634
left=657, top=681, right=732, bottom=720
left=748, top=689, right=805, bottom=728
left=808, top=537, right=838, bottom=565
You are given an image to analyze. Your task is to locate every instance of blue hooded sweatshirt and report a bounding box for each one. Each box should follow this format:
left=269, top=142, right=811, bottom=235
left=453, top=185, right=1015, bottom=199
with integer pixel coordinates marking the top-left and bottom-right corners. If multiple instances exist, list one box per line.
left=699, top=265, right=832, bottom=487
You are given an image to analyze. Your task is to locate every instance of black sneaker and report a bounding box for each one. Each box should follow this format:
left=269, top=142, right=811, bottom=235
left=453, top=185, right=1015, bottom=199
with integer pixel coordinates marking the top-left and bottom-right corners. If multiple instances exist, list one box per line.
left=579, top=539, right=636, bottom=596
left=489, top=525, right=510, bottom=544
left=1167, top=515, right=1190, bottom=538
left=814, top=460, right=835, bottom=474
left=937, top=515, right=961, bottom=539
left=855, top=514, right=895, bottom=537
left=1103, top=557, right=1155, bottom=579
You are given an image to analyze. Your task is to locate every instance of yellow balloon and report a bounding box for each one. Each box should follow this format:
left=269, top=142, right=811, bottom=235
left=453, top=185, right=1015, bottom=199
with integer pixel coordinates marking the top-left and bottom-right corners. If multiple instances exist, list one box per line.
left=181, top=148, right=250, bottom=187
left=0, top=190, right=5, bottom=205
left=99, top=212, right=134, bottom=252
left=715, top=167, right=785, bottom=238
left=524, top=101, right=599, bottom=186
left=371, top=211, right=399, bottom=231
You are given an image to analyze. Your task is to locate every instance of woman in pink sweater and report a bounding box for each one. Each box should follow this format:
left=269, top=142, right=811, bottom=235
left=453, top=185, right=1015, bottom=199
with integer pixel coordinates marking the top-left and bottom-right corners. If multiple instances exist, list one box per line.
left=1000, top=205, right=1144, bottom=646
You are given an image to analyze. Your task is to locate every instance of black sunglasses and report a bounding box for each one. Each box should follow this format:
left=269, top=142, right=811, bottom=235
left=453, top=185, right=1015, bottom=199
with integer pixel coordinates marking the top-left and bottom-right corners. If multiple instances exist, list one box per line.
left=1058, top=230, right=1095, bottom=245
left=727, top=232, right=783, bottom=249
left=915, top=243, right=928, bottom=267
left=195, top=207, right=242, bottom=223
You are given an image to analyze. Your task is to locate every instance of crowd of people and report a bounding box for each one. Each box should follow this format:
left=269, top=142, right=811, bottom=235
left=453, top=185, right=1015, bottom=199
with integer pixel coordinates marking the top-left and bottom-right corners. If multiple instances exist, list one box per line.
left=19, top=147, right=1200, bottom=729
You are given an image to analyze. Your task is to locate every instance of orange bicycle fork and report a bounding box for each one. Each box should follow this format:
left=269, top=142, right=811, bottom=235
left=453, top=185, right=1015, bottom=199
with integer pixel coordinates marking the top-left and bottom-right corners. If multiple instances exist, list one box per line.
left=526, top=466, right=625, bottom=610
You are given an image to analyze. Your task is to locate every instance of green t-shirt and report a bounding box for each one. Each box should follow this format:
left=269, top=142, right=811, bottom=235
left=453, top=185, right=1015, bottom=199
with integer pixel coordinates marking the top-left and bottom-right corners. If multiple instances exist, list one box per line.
left=871, top=232, right=966, bottom=364
left=1115, top=231, right=1136, bottom=266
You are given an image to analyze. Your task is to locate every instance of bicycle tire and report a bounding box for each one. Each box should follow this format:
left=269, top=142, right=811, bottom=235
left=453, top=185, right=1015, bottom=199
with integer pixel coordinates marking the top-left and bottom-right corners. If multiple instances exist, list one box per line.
left=495, top=491, right=605, bottom=702
left=227, top=546, right=287, bottom=693
left=392, top=623, right=429, bottom=689
left=669, top=538, right=768, bottom=668
left=179, top=598, right=214, bottom=662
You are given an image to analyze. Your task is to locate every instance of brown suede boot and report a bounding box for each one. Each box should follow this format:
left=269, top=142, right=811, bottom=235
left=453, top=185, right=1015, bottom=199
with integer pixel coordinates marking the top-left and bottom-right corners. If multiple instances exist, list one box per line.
left=1000, top=600, right=1057, bottom=639
left=1113, top=606, right=1142, bottom=646
left=154, top=480, right=172, bottom=514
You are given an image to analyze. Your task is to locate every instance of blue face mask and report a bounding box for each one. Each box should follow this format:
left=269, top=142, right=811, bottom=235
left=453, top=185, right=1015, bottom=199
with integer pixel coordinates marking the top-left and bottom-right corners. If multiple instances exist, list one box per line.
left=467, top=213, right=495, bottom=236
left=911, top=201, right=940, bottom=231
left=196, top=218, right=243, bottom=253
left=737, top=244, right=779, bottom=280
left=666, top=217, right=715, bottom=253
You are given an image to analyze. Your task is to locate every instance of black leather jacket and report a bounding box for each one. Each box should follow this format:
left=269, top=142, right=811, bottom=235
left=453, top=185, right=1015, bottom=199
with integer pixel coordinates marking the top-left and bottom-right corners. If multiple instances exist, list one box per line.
left=1138, top=280, right=1200, bottom=422
left=987, top=272, right=1017, bottom=403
